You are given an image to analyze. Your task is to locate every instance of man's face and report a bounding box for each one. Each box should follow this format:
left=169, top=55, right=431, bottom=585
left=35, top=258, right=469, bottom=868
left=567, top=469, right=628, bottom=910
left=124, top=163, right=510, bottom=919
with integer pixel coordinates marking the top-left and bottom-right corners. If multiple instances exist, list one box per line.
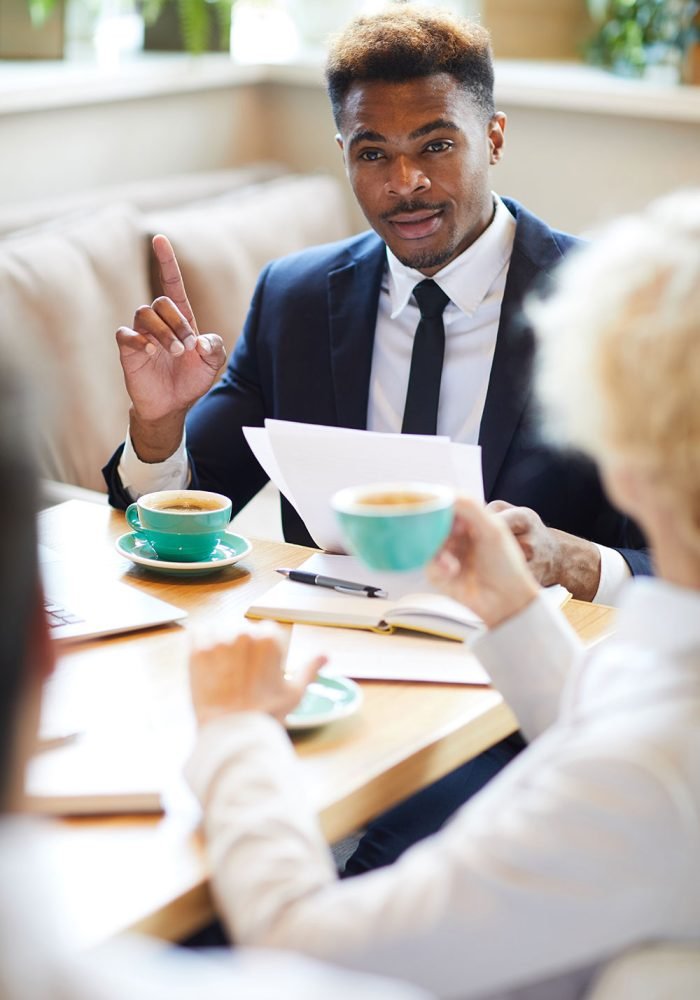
left=337, top=74, right=506, bottom=276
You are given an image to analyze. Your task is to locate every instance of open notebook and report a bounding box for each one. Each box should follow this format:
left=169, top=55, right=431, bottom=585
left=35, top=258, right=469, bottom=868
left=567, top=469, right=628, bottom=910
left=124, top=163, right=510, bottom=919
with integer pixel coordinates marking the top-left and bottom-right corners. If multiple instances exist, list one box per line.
left=247, top=553, right=570, bottom=642
left=248, top=582, right=484, bottom=641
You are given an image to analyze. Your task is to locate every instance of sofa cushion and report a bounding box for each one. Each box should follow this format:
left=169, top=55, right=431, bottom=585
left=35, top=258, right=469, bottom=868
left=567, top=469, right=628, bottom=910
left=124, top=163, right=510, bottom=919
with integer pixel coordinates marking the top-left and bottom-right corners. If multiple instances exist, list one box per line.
left=0, top=204, right=148, bottom=491
left=0, top=163, right=287, bottom=238
left=144, top=173, right=351, bottom=354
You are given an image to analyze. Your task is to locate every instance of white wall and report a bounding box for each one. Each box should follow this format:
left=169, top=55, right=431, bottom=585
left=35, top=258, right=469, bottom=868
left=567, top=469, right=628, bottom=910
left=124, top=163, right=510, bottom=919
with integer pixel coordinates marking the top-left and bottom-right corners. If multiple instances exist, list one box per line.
left=0, top=84, right=265, bottom=204
left=493, top=104, right=700, bottom=235
left=1, top=60, right=699, bottom=235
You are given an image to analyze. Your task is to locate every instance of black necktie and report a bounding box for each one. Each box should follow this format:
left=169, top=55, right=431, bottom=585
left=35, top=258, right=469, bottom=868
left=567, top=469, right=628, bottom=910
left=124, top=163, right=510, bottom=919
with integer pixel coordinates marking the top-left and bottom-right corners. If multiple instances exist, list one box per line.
left=401, top=279, right=450, bottom=435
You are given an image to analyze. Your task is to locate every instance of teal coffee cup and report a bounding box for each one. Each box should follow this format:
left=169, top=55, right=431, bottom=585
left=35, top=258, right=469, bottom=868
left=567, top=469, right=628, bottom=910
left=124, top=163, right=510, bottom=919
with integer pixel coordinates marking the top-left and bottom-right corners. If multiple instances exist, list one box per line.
left=332, top=482, right=455, bottom=572
left=126, top=490, right=232, bottom=562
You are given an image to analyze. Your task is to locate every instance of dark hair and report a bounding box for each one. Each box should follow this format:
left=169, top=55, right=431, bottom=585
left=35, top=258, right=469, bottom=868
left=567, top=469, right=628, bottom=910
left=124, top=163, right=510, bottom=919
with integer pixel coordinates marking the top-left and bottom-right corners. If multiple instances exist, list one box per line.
left=0, top=360, right=39, bottom=806
left=325, top=4, right=495, bottom=128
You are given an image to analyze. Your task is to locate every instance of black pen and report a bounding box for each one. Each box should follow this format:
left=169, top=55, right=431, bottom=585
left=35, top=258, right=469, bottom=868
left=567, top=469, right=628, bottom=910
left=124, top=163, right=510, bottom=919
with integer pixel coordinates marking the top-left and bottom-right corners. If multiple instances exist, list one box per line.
left=276, top=568, right=387, bottom=599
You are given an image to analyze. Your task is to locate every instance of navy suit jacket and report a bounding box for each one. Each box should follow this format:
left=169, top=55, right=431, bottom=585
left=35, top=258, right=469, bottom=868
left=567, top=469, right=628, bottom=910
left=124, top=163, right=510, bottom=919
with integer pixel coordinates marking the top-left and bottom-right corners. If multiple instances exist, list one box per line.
left=104, top=198, right=650, bottom=576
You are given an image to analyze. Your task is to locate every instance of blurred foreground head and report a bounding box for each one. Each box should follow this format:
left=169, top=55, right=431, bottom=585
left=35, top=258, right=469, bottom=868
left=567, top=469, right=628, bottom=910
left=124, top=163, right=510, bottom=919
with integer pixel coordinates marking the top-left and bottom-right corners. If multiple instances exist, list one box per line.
left=0, top=346, right=43, bottom=809
left=533, top=190, right=700, bottom=557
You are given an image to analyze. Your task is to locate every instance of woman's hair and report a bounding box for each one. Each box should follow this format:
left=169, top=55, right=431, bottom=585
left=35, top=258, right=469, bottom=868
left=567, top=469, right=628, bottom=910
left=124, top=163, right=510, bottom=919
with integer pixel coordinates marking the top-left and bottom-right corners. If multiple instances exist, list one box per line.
left=531, top=189, right=700, bottom=525
left=325, top=3, right=495, bottom=129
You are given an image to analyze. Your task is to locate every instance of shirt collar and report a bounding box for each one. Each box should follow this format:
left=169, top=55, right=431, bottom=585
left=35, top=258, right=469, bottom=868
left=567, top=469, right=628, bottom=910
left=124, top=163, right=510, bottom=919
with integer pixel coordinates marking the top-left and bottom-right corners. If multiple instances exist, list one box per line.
left=385, top=193, right=516, bottom=320
left=616, top=577, right=700, bottom=658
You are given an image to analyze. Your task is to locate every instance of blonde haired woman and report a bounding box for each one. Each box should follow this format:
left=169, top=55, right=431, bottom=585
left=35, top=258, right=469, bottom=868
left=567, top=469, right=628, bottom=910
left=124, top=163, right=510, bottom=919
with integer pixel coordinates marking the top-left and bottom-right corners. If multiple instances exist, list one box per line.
left=186, top=192, right=700, bottom=999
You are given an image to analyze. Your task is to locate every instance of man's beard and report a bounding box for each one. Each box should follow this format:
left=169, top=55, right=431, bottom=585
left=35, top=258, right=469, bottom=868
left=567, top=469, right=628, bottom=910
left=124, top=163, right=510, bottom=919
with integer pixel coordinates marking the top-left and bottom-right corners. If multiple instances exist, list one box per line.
left=380, top=200, right=456, bottom=273
left=392, top=243, right=457, bottom=273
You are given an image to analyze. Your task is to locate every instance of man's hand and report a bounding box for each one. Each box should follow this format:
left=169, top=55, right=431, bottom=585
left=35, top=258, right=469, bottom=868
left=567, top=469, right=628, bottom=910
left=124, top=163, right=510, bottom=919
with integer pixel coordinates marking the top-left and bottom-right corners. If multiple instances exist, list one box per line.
left=487, top=501, right=602, bottom=602
left=428, top=497, right=539, bottom=628
left=116, top=235, right=227, bottom=462
left=190, top=626, right=327, bottom=727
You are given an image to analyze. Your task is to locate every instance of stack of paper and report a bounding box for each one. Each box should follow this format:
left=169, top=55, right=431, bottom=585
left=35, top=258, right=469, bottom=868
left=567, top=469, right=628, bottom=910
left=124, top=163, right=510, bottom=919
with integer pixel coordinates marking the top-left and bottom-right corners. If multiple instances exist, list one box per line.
left=243, top=419, right=484, bottom=550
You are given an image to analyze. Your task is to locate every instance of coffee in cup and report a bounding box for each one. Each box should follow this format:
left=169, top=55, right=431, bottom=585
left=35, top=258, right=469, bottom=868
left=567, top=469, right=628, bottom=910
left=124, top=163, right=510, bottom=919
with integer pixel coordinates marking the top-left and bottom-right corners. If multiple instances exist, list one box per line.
left=331, top=481, right=455, bottom=571
left=125, top=490, right=232, bottom=562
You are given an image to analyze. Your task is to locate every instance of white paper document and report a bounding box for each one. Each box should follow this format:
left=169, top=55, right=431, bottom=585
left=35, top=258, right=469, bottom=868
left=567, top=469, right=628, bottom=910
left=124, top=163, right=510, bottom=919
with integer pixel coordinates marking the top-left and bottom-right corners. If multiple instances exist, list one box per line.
left=287, top=624, right=491, bottom=686
left=243, top=419, right=484, bottom=550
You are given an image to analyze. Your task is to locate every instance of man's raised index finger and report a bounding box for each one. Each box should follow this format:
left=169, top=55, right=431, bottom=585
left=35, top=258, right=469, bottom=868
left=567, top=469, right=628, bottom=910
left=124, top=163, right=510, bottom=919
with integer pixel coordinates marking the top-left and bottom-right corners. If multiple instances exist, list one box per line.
left=152, top=234, right=198, bottom=334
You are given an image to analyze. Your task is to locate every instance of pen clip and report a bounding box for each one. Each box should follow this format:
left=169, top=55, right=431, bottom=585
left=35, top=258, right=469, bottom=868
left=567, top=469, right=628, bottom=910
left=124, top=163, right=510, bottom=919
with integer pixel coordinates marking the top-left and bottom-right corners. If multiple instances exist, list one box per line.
left=334, top=585, right=387, bottom=598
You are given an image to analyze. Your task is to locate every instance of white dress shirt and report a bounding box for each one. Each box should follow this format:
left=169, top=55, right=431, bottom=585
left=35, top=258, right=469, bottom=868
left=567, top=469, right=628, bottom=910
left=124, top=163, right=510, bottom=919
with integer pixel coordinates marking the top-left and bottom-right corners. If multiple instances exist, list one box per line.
left=186, top=577, right=700, bottom=999
left=367, top=194, right=515, bottom=444
left=0, top=818, right=427, bottom=1000
left=118, top=195, right=629, bottom=603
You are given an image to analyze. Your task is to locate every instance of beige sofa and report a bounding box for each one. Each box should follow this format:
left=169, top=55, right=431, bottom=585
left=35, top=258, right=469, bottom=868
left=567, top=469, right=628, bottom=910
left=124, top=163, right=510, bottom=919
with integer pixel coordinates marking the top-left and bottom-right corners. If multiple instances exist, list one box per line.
left=0, top=165, right=352, bottom=512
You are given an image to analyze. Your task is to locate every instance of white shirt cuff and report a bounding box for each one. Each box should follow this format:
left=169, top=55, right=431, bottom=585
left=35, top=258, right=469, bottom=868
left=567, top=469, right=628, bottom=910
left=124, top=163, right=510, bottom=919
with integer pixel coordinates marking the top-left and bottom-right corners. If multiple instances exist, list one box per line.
left=593, top=543, right=631, bottom=606
left=118, top=427, right=190, bottom=501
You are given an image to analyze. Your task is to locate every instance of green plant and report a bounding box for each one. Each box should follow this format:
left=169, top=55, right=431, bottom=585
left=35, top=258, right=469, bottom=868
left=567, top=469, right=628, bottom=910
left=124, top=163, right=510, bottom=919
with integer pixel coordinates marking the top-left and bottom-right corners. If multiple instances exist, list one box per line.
left=26, top=0, right=59, bottom=26
left=142, top=0, right=233, bottom=53
left=586, top=0, right=697, bottom=75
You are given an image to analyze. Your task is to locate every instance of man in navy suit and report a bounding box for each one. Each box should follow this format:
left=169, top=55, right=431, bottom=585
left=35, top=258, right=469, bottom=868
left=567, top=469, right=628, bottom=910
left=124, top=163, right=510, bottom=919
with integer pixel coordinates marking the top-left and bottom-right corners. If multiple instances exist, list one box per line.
left=105, top=6, right=648, bottom=870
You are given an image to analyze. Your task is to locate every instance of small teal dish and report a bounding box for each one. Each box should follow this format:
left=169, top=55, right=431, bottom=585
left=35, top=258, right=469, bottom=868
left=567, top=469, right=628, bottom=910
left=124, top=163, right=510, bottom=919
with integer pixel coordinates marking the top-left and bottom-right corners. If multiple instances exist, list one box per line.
left=332, top=481, right=455, bottom=572
left=125, top=489, right=232, bottom=563
left=115, top=530, right=252, bottom=577
left=285, top=673, right=362, bottom=730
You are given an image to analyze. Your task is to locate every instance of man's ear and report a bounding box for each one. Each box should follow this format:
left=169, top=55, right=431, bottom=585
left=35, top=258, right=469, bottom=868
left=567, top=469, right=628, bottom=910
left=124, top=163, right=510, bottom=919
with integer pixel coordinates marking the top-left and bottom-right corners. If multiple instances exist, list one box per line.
left=488, top=112, right=507, bottom=165
left=335, top=133, right=351, bottom=177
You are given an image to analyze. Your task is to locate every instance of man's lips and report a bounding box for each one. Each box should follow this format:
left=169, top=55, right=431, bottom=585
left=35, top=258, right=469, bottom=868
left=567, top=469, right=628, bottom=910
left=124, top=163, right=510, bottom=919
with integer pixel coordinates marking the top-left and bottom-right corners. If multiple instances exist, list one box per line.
left=385, top=208, right=444, bottom=240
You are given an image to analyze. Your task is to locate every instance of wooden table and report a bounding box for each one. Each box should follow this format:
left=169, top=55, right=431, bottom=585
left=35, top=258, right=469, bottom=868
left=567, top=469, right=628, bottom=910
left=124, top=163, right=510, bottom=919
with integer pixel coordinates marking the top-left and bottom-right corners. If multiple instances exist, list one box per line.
left=37, top=500, right=616, bottom=949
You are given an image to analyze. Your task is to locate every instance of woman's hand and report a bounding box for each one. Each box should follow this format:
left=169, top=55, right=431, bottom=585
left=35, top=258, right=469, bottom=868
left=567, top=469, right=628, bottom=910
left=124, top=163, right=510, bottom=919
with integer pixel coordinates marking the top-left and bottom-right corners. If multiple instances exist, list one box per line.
left=428, top=497, right=540, bottom=628
left=190, top=626, right=326, bottom=727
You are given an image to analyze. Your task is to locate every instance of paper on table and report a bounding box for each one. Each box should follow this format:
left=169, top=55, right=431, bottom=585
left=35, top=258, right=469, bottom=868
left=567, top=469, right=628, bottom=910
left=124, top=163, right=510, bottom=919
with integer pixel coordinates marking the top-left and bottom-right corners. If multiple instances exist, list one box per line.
left=243, top=419, right=484, bottom=550
left=287, top=623, right=490, bottom=685
left=25, top=738, right=166, bottom=816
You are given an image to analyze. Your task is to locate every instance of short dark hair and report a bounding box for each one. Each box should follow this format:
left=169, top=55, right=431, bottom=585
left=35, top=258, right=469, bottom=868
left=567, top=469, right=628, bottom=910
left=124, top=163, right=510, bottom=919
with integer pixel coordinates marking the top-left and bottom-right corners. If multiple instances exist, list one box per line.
left=0, top=358, right=39, bottom=806
left=325, top=4, right=495, bottom=129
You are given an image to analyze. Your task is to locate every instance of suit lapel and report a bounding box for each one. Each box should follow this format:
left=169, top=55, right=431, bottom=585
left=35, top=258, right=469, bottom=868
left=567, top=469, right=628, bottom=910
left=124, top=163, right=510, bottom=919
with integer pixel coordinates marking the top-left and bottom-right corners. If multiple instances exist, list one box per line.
left=479, top=200, right=569, bottom=498
left=328, top=234, right=386, bottom=429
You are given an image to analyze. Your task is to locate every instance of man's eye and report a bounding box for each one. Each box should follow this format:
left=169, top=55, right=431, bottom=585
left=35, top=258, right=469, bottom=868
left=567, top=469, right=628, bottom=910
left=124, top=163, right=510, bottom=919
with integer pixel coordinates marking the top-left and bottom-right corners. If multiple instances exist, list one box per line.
left=358, top=149, right=384, bottom=162
left=425, top=140, right=452, bottom=153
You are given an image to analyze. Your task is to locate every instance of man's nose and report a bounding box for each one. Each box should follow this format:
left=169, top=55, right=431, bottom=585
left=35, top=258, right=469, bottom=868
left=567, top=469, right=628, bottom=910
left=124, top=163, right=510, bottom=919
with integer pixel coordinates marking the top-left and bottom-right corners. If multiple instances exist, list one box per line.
left=386, top=156, right=430, bottom=197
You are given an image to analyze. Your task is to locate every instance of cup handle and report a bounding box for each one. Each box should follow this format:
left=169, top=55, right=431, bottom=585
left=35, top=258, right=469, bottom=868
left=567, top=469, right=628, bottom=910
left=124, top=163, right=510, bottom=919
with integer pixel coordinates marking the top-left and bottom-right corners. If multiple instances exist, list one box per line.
left=125, top=503, right=143, bottom=533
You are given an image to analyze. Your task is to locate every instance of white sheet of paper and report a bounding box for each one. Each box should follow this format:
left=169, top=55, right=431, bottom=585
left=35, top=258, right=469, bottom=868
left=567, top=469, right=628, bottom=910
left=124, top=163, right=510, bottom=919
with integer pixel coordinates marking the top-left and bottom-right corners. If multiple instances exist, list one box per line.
left=242, top=426, right=294, bottom=504
left=450, top=442, right=485, bottom=502
left=287, top=623, right=490, bottom=685
left=244, top=419, right=484, bottom=550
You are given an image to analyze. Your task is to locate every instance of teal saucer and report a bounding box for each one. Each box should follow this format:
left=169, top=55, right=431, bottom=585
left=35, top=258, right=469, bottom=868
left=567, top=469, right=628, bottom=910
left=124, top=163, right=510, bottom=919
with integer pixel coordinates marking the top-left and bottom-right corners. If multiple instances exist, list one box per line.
left=285, top=672, right=362, bottom=731
left=115, top=529, right=252, bottom=577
